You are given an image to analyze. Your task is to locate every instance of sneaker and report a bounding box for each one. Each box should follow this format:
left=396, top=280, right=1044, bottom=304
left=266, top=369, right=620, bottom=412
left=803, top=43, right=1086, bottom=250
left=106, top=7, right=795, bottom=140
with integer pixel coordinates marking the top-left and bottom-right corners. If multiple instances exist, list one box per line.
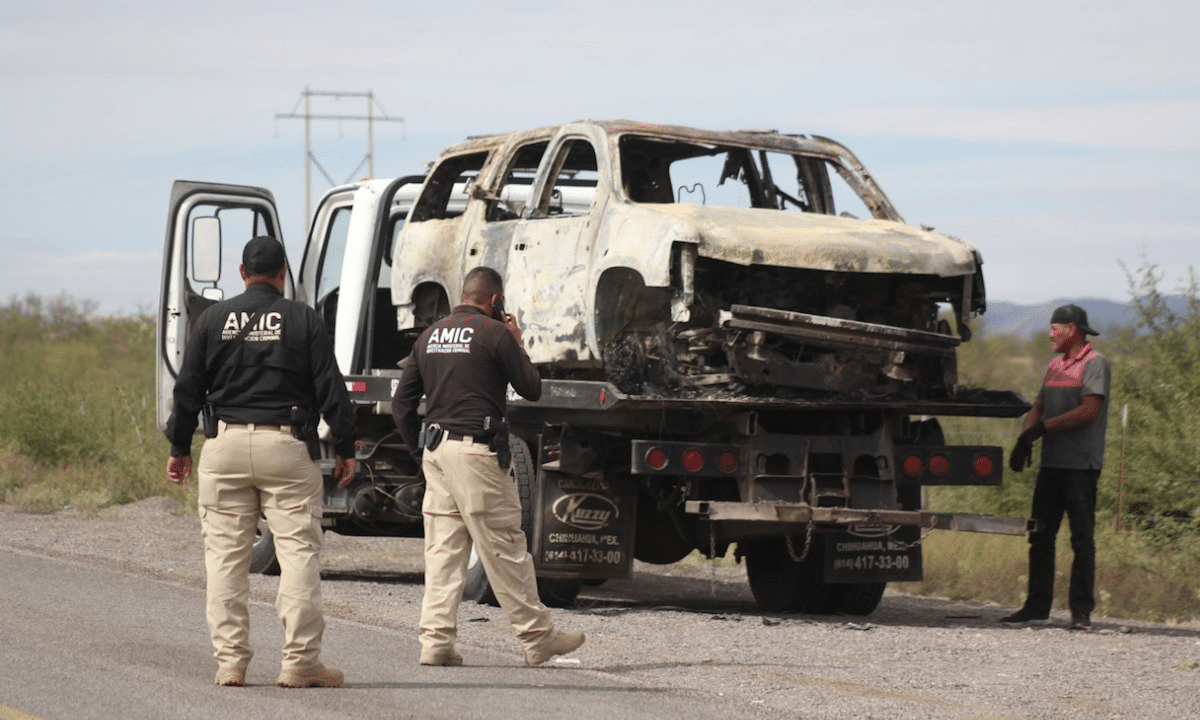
left=214, top=667, right=245, bottom=686
left=276, top=663, right=344, bottom=688
left=999, top=608, right=1050, bottom=626
left=524, top=629, right=586, bottom=667
left=420, top=648, right=464, bottom=666
left=1069, top=613, right=1092, bottom=630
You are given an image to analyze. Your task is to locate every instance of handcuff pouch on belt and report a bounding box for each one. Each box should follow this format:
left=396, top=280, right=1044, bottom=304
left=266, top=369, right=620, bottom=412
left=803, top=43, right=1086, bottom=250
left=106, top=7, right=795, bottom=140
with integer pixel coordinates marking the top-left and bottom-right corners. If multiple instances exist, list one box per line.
left=290, top=405, right=321, bottom=460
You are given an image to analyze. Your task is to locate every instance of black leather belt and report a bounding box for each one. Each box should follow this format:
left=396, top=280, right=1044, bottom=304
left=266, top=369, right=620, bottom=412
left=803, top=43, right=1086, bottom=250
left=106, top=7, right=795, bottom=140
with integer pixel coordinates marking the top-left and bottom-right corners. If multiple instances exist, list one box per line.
left=226, top=422, right=284, bottom=431
left=444, top=431, right=477, bottom=443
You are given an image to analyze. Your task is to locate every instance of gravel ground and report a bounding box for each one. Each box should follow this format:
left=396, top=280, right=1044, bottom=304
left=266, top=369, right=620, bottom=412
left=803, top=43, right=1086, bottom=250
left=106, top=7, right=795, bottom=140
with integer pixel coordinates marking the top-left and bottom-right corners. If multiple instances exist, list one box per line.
left=3, top=497, right=1199, bottom=719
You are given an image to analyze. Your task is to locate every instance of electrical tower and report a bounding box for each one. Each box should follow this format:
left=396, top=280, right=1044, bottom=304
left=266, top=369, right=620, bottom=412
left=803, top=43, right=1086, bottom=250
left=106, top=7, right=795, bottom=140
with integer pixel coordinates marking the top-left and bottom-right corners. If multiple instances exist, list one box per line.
left=276, top=88, right=404, bottom=233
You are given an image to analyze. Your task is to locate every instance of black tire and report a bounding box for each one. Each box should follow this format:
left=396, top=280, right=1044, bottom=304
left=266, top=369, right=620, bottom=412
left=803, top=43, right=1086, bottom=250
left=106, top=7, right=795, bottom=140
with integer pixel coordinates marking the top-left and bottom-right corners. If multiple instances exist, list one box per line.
left=463, top=435, right=582, bottom=608
left=534, top=574, right=583, bottom=608
left=827, top=582, right=887, bottom=616
left=632, top=491, right=696, bottom=565
left=250, top=518, right=281, bottom=575
left=743, top=534, right=831, bottom=613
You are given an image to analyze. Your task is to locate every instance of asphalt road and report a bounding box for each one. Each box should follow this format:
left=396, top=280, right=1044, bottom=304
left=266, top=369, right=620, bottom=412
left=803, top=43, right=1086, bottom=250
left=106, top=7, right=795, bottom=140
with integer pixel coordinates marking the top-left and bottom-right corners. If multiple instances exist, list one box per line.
left=0, top=549, right=746, bottom=720
left=3, top=502, right=1199, bottom=720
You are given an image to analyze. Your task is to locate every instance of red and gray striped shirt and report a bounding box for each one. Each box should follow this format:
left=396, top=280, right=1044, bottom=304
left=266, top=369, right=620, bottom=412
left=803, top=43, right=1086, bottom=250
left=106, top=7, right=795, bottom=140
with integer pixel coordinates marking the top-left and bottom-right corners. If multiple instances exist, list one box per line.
left=1037, top=343, right=1111, bottom=470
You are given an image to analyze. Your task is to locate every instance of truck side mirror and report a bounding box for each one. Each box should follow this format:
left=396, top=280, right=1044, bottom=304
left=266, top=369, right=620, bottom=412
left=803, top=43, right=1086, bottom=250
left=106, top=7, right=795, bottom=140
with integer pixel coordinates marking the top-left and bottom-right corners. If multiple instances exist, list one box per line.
left=192, top=216, right=222, bottom=283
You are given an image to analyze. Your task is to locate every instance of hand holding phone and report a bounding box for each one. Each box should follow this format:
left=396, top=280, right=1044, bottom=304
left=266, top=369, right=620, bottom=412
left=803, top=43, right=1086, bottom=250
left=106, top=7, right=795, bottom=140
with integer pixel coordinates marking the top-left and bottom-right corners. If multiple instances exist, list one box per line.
left=490, top=293, right=521, bottom=343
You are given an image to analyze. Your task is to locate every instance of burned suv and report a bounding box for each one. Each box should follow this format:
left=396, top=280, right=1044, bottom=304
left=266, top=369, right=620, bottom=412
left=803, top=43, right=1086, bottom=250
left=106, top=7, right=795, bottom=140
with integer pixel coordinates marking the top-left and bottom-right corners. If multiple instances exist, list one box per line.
left=390, top=120, right=983, bottom=401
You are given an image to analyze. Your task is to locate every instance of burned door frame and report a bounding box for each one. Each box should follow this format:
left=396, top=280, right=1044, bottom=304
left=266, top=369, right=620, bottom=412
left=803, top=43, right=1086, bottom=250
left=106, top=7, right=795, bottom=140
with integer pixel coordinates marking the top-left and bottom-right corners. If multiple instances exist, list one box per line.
left=504, top=130, right=609, bottom=365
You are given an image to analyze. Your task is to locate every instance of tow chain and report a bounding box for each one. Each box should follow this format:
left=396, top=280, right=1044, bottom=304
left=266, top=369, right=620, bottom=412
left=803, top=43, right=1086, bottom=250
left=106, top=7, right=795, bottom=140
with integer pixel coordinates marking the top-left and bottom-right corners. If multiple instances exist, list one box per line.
left=784, top=519, right=816, bottom=563
left=886, top=516, right=938, bottom=550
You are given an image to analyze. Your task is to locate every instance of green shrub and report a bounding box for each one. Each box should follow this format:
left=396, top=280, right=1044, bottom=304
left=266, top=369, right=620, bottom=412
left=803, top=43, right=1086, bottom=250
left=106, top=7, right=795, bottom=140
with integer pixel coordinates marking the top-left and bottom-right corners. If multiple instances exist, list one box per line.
left=0, top=294, right=171, bottom=511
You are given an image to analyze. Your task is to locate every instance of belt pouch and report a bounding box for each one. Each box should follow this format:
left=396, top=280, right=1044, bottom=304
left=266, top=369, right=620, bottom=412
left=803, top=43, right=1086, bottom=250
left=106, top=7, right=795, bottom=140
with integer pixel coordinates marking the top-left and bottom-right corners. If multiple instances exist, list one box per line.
left=424, top=423, right=443, bottom=451
left=202, top=404, right=219, bottom=439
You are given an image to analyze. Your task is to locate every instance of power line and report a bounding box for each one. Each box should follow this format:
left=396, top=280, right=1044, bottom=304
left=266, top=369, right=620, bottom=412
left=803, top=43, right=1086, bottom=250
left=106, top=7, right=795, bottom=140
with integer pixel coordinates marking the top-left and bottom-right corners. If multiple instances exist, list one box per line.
left=275, top=87, right=405, bottom=232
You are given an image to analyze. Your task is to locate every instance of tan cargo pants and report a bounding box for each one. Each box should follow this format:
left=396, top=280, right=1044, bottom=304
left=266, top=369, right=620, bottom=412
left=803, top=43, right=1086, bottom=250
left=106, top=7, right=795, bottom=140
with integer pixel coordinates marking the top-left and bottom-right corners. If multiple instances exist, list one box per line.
left=197, top=421, right=326, bottom=672
left=419, top=435, right=554, bottom=656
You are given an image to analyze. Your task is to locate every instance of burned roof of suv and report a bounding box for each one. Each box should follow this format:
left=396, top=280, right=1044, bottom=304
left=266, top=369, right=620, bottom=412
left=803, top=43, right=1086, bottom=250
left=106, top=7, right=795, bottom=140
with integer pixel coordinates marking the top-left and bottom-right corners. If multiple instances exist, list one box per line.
left=458, top=119, right=862, bottom=157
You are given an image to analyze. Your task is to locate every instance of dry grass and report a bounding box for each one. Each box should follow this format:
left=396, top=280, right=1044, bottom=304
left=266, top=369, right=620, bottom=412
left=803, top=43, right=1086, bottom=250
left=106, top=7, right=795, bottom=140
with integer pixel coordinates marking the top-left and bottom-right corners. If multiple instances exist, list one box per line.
left=1, top=446, right=191, bottom=514
left=896, top=526, right=1200, bottom=623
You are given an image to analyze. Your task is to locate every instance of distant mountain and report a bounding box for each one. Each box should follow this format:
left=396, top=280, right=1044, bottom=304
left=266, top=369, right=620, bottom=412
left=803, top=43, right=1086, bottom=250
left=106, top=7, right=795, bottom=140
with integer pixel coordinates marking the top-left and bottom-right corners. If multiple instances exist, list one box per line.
left=979, top=296, right=1189, bottom=337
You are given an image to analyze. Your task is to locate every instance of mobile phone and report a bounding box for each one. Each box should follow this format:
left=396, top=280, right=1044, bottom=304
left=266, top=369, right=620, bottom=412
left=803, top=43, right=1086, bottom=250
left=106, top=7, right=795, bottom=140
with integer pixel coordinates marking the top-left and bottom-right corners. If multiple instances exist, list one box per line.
left=493, top=295, right=506, bottom=321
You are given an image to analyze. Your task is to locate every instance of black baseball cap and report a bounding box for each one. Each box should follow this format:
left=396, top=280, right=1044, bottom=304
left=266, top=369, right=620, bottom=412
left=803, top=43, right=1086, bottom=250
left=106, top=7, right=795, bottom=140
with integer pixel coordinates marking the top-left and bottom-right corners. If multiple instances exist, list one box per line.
left=1051, top=303, right=1099, bottom=336
left=242, top=236, right=286, bottom=275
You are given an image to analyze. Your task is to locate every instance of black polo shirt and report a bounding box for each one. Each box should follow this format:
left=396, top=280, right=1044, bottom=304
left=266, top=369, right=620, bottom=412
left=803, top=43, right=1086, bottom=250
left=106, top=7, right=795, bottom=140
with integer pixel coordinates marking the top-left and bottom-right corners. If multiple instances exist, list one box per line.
left=392, top=305, right=541, bottom=453
left=165, top=283, right=356, bottom=458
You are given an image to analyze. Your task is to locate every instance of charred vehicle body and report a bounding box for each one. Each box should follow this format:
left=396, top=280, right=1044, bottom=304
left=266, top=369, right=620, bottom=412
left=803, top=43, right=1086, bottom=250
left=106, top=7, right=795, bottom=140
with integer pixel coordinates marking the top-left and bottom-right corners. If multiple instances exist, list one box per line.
left=159, top=121, right=1030, bottom=615
left=391, top=121, right=983, bottom=401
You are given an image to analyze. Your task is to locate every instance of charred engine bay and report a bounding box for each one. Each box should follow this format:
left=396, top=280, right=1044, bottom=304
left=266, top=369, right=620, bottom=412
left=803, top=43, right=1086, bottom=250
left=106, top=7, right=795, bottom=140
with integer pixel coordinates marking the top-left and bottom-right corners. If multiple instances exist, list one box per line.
left=594, top=261, right=967, bottom=402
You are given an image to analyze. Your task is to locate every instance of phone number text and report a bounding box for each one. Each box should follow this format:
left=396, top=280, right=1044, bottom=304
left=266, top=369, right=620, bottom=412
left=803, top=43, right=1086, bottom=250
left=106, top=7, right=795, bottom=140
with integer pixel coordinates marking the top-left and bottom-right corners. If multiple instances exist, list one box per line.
left=831, top=554, right=912, bottom=572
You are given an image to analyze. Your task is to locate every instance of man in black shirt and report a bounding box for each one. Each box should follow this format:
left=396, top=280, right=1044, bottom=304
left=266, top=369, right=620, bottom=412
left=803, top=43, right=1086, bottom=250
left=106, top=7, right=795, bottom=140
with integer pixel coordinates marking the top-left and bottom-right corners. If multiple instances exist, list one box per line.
left=165, top=236, right=356, bottom=687
left=393, top=266, right=585, bottom=667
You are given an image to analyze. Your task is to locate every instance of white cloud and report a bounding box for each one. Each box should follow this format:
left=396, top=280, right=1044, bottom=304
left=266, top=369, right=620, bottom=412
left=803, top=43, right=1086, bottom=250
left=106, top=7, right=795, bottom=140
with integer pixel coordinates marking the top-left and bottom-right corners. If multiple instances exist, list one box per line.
left=0, top=250, right=160, bottom=316
left=806, top=102, right=1200, bottom=151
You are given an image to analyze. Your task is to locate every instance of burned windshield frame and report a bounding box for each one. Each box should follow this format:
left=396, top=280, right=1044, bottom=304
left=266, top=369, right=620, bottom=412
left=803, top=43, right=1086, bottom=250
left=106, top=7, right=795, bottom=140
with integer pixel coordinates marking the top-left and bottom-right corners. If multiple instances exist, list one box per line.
left=617, top=135, right=876, bottom=219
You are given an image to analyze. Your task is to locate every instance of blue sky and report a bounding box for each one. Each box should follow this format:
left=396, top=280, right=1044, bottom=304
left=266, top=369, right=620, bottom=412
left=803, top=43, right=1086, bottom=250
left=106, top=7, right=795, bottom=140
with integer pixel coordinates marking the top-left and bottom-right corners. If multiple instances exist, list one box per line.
left=2, top=0, right=1196, bottom=315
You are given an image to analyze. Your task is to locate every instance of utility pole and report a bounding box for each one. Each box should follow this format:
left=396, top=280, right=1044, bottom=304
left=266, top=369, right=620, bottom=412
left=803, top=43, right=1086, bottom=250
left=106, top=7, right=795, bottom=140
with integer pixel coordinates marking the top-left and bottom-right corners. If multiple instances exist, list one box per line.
left=276, top=88, right=404, bottom=234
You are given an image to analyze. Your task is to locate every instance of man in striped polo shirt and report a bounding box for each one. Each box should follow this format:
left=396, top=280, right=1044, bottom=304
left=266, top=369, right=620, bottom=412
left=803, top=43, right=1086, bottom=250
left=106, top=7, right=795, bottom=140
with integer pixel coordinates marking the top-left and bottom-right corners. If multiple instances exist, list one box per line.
left=1002, top=304, right=1111, bottom=630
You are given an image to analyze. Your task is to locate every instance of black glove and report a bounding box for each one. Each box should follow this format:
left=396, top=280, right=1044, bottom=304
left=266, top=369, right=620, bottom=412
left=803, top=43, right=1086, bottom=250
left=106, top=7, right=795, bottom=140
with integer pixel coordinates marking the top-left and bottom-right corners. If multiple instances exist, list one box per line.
left=1008, top=421, right=1046, bottom=472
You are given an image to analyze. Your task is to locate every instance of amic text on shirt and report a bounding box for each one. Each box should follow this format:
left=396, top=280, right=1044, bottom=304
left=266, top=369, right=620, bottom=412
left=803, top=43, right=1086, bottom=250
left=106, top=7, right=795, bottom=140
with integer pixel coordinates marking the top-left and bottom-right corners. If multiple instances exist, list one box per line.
left=220, top=310, right=284, bottom=342
left=427, top=326, right=474, bottom=354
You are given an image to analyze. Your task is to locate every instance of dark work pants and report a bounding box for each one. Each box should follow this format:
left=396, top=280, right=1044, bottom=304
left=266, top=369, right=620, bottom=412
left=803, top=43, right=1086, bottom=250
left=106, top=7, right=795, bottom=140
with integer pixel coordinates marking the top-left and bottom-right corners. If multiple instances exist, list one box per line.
left=1025, top=467, right=1100, bottom=616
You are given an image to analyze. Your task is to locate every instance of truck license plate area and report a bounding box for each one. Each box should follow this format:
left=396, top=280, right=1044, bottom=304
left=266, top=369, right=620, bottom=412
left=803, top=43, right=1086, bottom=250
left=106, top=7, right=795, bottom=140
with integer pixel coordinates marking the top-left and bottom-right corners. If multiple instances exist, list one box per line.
left=825, top=525, right=923, bottom=583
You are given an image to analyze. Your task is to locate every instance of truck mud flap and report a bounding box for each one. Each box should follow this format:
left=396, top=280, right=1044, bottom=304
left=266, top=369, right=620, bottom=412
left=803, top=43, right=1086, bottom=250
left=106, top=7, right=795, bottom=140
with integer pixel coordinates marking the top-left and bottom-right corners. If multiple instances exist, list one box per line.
left=531, top=426, right=637, bottom=580
left=824, top=525, right=922, bottom=583
left=532, top=466, right=637, bottom=580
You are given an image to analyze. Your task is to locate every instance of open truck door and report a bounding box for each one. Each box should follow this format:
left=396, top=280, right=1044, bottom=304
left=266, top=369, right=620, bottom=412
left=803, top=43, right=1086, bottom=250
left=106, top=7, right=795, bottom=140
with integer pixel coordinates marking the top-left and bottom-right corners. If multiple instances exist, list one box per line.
left=156, top=181, right=291, bottom=432
left=295, top=176, right=426, bottom=380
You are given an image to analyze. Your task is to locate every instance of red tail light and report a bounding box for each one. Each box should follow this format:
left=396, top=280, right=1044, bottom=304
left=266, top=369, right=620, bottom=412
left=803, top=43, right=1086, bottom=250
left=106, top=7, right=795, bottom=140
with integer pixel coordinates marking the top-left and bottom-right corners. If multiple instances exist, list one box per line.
left=646, top=447, right=669, bottom=471
left=902, top=455, right=923, bottom=477
left=717, top=451, right=739, bottom=474
left=682, top=449, right=705, bottom=472
left=973, top=455, right=995, bottom=477
left=929, top=454, right=950, bottom=476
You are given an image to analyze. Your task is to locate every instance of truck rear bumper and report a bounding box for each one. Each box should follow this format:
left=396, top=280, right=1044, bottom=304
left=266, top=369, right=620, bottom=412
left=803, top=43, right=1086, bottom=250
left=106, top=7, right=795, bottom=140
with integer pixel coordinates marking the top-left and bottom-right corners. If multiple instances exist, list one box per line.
left=685, top=500, right=1033, bottom=536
